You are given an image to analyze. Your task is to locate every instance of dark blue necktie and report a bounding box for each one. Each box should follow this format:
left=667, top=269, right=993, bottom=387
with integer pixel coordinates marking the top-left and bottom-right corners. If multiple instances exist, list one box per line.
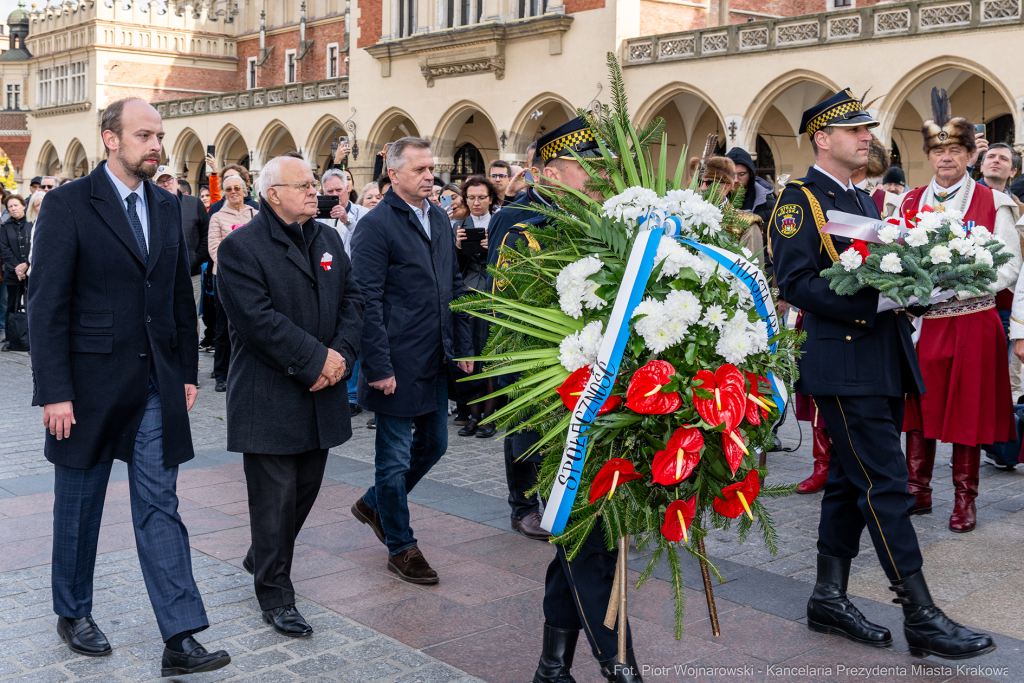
left=846, top=188, right=864, bottom=215
left=125, top=193, right=148, bottom=263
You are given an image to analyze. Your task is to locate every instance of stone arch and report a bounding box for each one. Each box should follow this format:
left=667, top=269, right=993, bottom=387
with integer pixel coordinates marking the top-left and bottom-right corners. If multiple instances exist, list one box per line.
left=305, top=113, right=345, bottom=173
left=169, top=127, right=205, bottom=187
left=431, top=101, right=500, bottom=181
left=254, top=120, right=298, bottom=169
left=213, top=124, right=251, bottom=170
left=509, top=93, right=575, bottom=159
left=880, top=56, right=1017, bottom=187
left=742, top=71, right=840, bottom=183
left=367, top=107, right=421, bottom=152
left=63, top=138, right=89, bottom=178
left=633, top=84, right=727, bottom=180
left=37, top=141, right=60, bottom=177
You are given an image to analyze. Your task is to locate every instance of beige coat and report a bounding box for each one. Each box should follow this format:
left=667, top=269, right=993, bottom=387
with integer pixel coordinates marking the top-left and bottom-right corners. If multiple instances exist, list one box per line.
left=208, top=203, right=258, bottom=274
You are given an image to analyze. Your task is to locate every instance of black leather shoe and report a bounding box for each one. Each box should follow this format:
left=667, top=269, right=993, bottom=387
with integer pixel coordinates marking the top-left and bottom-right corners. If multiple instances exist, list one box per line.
left=215, top=379, right=227, bottom=392
left=242, top=547, right=254, bottom=575
left=263, top=604, right=313, bottom=637
left=350, top=403, right=363, bottom=416
left=475, top=422, right=497, bottom=438
left=599, top=648, right=643, bottom=682
left=807, top=554, right=892, bottom=647
left=533, top=623, right=579, bottom=683
left=890, top=572, right=995, bottom=660
left=57, top=615, right=111, bottom=657
left=458, top=420, right=478, bottom=436
left=161, top=636, right=231, bottom=676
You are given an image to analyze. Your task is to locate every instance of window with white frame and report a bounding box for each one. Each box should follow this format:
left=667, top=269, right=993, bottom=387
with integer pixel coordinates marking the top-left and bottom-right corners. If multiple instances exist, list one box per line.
left=6, top=84, right=20, bottom=110
left=37, top=67, right=52, bottom=107
left=396, top=0, right=416, bottom=37
left=71, top=61, right=86, bottom=102
left=830, top=0, right=854, bottom=7
left=519, top=0, right=545, bottom=18
left=54, top=64, right=68, bottom=105
left=247, top=56, right=258, bottom=89
left=326, top=43, right=339, bottom=79
left=285, top=49, right=297, bottom=84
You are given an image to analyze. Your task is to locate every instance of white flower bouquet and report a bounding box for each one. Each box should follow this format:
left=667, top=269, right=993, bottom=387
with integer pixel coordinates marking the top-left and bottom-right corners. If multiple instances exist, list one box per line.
left=821, top=207, right=1011, bottom=307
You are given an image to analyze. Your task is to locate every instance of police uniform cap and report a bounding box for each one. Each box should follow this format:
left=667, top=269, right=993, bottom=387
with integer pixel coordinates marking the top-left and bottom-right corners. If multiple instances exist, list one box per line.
left=798, top=88, right=879, bottom=138
left=537, top=117, right=603, bottom=165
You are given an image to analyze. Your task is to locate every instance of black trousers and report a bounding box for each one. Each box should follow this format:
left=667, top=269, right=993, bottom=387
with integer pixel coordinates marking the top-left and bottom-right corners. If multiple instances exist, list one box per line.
left=544, top=524, right=631, bottom=662
left=213, top=277, right=231, bottom=381
left=242, top=448, right=329, bottom=610
left=504, top=432, right=542, bottom=520
left=813, top=395, right=923, bottom=582
left=5, top=282, right=21, bottom=328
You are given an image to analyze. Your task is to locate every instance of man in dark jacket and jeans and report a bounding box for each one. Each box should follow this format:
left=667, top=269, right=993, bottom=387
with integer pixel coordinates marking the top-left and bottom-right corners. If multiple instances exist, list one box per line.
left=154, top=167, right=208, bottom=310
left=216, top=155, right=363, bottom=637
left=350, top=137, right=473, bottom=585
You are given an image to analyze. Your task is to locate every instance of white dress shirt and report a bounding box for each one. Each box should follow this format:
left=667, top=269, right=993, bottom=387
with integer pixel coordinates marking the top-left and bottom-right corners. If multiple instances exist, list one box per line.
left=812, top=164, right=856, bottom=193
left=326, top=201, right=369, bottom=259
left=104, top=162, right=150, bottom=249
left=406, top=198, right=431, bottom=240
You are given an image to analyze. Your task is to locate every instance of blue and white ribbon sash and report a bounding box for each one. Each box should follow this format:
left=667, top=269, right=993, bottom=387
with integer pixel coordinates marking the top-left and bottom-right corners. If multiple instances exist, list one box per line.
left=540, top=213, right=788, bottom=535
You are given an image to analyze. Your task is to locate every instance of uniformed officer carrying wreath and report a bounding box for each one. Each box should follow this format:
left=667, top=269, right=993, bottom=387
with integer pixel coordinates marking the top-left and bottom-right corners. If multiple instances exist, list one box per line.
left=769, top=90, right=995, bottom=660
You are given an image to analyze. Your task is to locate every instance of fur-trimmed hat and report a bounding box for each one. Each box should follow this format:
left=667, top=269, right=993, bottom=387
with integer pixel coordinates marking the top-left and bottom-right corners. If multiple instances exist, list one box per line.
left=866, top=136, right=889, bottom=178
left=922, top=87, right=976, bottom=154
left=688, top=156, right=735, bottom=185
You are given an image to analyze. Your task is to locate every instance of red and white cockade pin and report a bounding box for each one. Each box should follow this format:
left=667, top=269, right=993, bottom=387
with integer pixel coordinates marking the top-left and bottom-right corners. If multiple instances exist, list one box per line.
left=320, top=252, right=333, bottom=271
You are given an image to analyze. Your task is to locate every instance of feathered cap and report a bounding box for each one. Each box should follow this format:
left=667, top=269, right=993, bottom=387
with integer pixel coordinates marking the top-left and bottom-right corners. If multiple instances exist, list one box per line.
left=866, top=135, right=889, bottom=178
left=688, top=156, right=735, bottom=185
left=922, top=87, right=976, bottom=154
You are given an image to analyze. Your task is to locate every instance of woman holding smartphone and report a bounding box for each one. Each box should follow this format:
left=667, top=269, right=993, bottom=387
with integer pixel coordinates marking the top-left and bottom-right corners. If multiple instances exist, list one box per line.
left=453, top=176, right=498, bottom=437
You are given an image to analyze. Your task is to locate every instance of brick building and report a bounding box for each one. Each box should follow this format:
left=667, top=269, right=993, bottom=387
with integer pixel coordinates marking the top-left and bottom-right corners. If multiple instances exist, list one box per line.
left=1, top=0, right=1022, bottom=192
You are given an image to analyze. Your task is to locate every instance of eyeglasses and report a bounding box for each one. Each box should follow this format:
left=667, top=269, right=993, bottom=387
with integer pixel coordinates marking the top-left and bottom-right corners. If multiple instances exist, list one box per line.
left=273, top=181, right=316, bottom=192
left=155, top=178, right=175, bottom=186
left=40, top=184, right=55, bottom=189
left=489, top=173, right=508, bottom=180
left=225, top=186, right=246, bottom=192
left=466, top=195, right=490, bottom=203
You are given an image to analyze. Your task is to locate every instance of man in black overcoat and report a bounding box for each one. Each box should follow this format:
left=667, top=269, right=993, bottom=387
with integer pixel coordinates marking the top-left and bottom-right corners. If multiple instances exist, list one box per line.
left=349, top=137, right=473, bottom=585
left=770, top=89, right=993, bottom=660
left=215, top=155, right=363, bottom=637
left=27, top=98, right=230, bottom=676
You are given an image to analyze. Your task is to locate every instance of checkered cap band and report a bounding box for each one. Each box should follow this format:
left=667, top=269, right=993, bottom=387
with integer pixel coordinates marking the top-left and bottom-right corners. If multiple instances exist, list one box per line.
left=540, top=128, right=598, bottom=164
left=805, top=100, right=871, bottom=137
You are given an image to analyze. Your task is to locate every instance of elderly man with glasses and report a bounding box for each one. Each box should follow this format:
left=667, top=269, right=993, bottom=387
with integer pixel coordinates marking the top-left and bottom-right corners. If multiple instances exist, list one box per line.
left=215, top=154, right=363, bottom=637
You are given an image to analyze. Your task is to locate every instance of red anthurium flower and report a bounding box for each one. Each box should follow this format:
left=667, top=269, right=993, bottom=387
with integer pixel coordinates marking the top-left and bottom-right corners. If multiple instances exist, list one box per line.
left=713, top=470, right=761, bottom=520
left=557, top=366, right=622, bottom=415
left=589, top=458, right=643, bottom=504
left=661, top=496, right=697, bottom=543
left=626, top=360, right=682, bottom=414
left=721, top=431, right=749, bottom=475
left=651, top=427, right=704, bottom=485
left=743, top=372, right=774, bottom=426
left=691, top=365, right=745, bottom=432
left=852, top=240, right=871, bottom=259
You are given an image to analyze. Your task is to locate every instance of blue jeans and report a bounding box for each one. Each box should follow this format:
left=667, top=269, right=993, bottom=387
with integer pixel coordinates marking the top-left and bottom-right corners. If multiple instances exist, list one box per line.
left=362, top=374, right=448, bottom=555
left=347, top=359, right=360, bottom=403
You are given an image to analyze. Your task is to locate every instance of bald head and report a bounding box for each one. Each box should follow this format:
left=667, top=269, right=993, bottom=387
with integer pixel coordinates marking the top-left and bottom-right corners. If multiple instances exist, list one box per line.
left=259, top=155, right=318, bottom=224
left=101, top=97, right=164, bottom=187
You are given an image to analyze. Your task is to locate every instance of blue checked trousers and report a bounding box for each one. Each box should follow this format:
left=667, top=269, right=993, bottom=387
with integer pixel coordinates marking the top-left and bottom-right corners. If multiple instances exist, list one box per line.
left=51, top=378, right=208, bottom=641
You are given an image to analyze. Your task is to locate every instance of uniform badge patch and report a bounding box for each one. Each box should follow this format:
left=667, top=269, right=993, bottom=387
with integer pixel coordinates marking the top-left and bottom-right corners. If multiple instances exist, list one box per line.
left=776, top=204, right=803, bottom=238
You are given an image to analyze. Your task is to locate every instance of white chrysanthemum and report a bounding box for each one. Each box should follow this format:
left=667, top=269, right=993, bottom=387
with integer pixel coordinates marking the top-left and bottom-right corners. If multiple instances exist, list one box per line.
left=558, top=320, right=604, bottom=372
left=655, top=236, right=705, bottom=280
left=939, top=208, right=964, bottom=223
left=839, top=248, right=863, bottom=272
left=904, top=227, right=929, bottom=248
left=695, top=254, right=722, bottom=283
left=602, top=187, right=661, bottom=225
left=714, top=312, right=768, bottom=365
left=877, top=224, right=901, bottom=245
left=973, top=247, right=994, bottom=268
left=556, top=257, right=607, bottom=319
left=970, top=226, right=993, bottom=245
left=701, top=304, right=728, bottom=330
left=947, top=220, right=967, bottom=239
left=664, top=289, right=702, bottom=325
left=716, top=330, right=755, bottom=366
left=729, top=277, right=753, bottom=305
left=949, top=237, right=974, bottom=256
left=929, top=245, right=952, bottom=265
left=661, top=189, right=723, bottom=236
left=879, top=253, right=903, bottom=273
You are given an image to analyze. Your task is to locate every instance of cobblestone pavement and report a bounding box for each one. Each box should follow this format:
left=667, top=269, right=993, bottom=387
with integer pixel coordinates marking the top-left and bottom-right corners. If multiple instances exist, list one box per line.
left=0, top=548, right=480, bottom=683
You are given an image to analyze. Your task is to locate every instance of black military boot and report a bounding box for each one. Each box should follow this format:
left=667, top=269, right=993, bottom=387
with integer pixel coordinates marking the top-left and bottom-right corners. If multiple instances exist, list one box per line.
left=807, top=554, right=892, bottom=647
left=599, top=648, right=643, bottom=683
left=889, top=571, right=995, bottom=660
left=532, top=624, right=579, bottom=683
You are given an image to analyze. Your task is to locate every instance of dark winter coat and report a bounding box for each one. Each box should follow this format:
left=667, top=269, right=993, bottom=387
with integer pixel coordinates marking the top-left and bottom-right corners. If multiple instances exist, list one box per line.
left=0, top=215, right=31, bottom=282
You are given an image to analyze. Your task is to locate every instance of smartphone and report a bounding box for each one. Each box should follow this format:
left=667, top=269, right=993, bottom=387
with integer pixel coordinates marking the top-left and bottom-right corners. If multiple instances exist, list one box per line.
left=340, top=136, right=349, bottom=147
left=439, top=194, right=452, bottom=210
left=464, top=227, right=485, bottom=242
left=974, top=123, right=986, bottom=138
left=206, top=144, right=215, bottom=173
left=317, top=194, right=340, bottom=219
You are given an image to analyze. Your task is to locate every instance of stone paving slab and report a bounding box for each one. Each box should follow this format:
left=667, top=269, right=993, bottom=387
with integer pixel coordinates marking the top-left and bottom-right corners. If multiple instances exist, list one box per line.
left=0, top=549, right=482, bottom=683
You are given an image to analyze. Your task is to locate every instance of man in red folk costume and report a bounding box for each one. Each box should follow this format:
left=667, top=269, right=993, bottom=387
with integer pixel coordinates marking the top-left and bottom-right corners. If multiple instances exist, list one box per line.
left=899, top=88, right=1021, bottom=533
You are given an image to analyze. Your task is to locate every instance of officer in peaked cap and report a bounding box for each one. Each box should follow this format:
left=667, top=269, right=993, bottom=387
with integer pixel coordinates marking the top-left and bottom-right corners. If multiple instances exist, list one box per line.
left=484, top=117, right=643, bottom=682
left=768, top=90, right=994, bottom=659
